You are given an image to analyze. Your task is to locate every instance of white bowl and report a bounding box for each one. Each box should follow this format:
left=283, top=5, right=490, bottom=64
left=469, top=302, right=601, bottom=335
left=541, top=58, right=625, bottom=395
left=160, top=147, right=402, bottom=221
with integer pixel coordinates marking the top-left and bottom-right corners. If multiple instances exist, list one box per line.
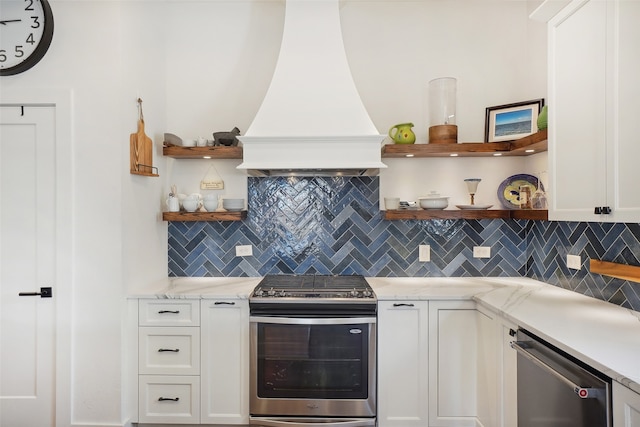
left=223, top=198, right=244, bottom=211
left=418, top=196, right=449, bottom=210
left=203, top=199, right=218, bottom=212
left=183, top=198, right=200, bottom=212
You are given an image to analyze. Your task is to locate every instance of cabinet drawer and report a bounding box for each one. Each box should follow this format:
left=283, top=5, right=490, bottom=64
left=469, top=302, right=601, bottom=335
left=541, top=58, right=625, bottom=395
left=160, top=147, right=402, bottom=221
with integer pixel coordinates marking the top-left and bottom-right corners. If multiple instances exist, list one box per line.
left=139, top=375, right=200, bottom=424
left=139, top=327, right=200, bottom=375
left=139, top=299, right=200, bottom=327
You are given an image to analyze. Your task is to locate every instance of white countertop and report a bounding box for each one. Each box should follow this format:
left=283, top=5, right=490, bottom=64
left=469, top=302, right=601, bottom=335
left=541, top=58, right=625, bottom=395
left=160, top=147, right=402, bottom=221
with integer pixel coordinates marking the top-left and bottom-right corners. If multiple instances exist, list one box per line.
left=130, top=275, right=640, bottom=394
left=128, top=277, right=262, bottom=299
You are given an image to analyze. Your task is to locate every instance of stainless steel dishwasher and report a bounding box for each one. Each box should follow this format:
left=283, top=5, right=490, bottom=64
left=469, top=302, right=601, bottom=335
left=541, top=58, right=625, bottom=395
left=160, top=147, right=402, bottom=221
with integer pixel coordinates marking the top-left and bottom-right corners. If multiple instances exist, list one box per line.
left=511, top=329, right=612, bottom=427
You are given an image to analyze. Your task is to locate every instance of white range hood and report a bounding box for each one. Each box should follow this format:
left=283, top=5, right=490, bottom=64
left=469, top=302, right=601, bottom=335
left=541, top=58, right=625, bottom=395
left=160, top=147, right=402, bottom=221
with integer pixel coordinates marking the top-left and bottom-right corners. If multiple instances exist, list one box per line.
left=237, top=0, right=387, bottom=177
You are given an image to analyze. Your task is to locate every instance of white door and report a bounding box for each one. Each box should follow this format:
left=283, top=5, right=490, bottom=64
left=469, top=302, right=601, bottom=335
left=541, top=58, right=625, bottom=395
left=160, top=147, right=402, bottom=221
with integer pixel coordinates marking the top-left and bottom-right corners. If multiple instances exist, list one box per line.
left=0, top=105, right=56, bottom=427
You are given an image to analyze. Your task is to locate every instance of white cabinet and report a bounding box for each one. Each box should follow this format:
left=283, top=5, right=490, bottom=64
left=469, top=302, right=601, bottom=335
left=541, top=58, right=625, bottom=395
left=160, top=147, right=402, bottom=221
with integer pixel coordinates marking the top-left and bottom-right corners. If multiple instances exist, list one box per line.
left=134, top=297, right=249, bottom=425
left=495, top=316, right=517, bottom=427
left=428, top=300, right=495, bottom=427
left=377, top=300, right=429, bottom=427
left=614, top=381, right=640, bottom=427
left=200, top=298, right=249, bottom=424
left=548, top=0, right=640, bottom=222
left=137, top=299, right=201, bottom=424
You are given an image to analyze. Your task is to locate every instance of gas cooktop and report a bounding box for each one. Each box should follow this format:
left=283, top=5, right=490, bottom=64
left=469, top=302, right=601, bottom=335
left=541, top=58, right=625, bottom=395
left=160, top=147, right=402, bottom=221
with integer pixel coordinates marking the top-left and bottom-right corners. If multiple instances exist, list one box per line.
left=250, top=274, right=375, bottom=300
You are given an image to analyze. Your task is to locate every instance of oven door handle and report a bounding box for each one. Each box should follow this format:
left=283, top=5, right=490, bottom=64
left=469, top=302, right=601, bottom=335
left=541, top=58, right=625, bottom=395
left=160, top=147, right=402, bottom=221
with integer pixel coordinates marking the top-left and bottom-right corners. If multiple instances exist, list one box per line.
left=250, top=316, right=376, bottom=325
left=511, top=340, right=604, bottom=399
left=250, top=418, right=375, bottom=427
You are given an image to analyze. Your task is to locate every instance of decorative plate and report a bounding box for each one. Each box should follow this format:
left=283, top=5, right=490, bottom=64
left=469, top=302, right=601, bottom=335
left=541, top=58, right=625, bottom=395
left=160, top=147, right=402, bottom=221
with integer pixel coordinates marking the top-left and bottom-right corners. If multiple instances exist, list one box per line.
left=497, top=174, right=544, bottom=209
left=455, top=204, right=493, bottom=210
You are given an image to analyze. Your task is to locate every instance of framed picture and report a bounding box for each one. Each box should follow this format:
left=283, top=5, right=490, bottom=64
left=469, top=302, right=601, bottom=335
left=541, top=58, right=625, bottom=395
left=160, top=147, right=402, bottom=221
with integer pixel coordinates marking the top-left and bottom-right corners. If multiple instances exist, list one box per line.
left=484, top=99, right=544, bottom=142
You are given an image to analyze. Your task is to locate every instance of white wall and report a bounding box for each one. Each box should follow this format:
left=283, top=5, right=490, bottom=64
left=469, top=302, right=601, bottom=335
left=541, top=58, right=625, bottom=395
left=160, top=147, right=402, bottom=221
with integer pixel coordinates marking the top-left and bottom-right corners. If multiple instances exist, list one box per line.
left=0, top=1, right=546, bottom=425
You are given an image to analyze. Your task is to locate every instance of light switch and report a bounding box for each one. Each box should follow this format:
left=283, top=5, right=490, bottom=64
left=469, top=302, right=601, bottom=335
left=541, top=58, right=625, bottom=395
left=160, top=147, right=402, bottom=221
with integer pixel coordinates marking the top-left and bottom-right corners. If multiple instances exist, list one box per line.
left=567, top=254, right=581, bottom=270
left=473, top=246, right=491, bottom=258
left=236, top=245, right=253, bottom=257
left=419, top=245, right=430, bottom=262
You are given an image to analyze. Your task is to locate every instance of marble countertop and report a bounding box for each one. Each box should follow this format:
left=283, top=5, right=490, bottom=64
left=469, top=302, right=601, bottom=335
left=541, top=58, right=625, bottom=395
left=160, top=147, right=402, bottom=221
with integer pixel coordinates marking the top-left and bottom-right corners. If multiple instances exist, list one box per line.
left=130, top=275, right=640, bottom=394
left=128, top=277, right=262, bottom=299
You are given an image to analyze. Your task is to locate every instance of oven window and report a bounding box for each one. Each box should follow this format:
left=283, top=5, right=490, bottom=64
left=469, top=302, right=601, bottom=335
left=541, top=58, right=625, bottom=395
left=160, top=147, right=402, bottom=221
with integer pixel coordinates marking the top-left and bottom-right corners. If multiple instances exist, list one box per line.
left=256, top=323, right=369, bottom=399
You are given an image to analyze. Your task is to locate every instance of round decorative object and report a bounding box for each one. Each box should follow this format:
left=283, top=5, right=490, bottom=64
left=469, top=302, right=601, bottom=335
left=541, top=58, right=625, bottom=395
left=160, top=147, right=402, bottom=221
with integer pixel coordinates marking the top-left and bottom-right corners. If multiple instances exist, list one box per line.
left=0, top=0, right=54, bottom=76
left=497, top=174, right=544, bottom=209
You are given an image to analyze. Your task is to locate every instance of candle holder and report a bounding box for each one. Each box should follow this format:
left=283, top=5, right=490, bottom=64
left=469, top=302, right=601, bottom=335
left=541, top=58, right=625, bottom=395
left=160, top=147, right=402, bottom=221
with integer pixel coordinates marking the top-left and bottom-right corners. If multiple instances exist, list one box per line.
left=428, top=77, right=457, bottom=144
left=464, top=178, right=481, bottom=205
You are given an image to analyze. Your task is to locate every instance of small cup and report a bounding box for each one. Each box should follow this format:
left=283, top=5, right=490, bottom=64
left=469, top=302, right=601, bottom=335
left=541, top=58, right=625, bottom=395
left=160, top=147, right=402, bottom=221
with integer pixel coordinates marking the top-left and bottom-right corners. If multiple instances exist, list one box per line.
left=384, top=197, right=400, bottom=210
left=182, top=139, right=196, bottom=147
left=197, top=136, right=207, bottom=147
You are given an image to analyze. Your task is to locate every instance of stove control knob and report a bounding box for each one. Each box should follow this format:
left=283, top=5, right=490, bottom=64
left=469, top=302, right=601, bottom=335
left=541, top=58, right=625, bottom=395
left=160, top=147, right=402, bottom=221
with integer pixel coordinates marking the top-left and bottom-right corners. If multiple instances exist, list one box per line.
left=267, top=288, right=276, bottom=297
left=363, top=289, right=372, bottom=297
left=279, top=290, right=287, bottom=297
left=254, top=289, right=265, bottom=297
left=350, top=289, right=359, bottom=298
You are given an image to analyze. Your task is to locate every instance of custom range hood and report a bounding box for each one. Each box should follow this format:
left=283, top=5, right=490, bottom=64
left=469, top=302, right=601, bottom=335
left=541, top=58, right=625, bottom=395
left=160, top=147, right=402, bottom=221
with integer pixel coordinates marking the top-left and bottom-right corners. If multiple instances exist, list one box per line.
left=237, top=0, right=387, bottom=177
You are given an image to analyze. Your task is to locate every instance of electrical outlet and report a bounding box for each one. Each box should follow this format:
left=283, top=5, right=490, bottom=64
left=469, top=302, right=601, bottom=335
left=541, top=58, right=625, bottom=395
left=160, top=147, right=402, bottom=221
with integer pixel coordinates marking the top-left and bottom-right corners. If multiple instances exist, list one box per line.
left=567, top=254, right=581, bottom=270
left=473, top=246, right=491, bottom=258
left=235, top=245, right=253, bottom=257
left=419, top=245, right=431, bottom=262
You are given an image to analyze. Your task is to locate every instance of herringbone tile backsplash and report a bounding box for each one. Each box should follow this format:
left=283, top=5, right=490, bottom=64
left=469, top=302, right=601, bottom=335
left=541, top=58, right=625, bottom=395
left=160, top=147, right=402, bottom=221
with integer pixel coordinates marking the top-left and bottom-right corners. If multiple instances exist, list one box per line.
left=168, top=177, right=640, bottom=311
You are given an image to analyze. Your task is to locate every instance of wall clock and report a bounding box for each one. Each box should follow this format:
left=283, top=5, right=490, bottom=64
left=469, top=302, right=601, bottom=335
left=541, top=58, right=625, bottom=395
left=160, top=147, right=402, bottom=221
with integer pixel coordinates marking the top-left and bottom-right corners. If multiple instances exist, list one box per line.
left=0, top=0, right=54, bottom=76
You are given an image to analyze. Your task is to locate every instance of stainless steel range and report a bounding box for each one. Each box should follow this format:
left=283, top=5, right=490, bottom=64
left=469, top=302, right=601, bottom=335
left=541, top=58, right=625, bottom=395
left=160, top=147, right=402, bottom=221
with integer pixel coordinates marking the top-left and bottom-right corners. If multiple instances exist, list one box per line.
left=249, top=275, right=377, bottom=427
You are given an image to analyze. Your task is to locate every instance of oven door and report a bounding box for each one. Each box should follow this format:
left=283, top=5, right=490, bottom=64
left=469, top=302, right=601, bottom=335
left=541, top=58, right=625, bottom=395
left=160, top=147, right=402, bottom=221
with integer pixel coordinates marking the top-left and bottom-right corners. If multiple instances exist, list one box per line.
left=250, top=316, right=376, bottom=419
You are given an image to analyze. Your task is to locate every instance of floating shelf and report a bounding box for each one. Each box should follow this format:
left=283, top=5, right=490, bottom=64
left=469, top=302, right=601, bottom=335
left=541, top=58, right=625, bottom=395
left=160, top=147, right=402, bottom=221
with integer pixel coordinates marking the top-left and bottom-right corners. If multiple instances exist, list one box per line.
left=130, top=170, right=159, bottom=177
left=590, top=260, right=640, bottom=283
left=162, top=211, right=247, bottom=222
left=382, top=129, right=547, bottom=158
left=163, top=144, right=243, bottom=159
left=383, top=209, right=548, bottom=221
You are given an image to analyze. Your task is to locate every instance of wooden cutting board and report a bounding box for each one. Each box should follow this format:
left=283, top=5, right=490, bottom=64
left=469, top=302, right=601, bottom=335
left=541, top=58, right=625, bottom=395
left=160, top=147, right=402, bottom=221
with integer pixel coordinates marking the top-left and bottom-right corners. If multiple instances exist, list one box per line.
left=130, top=98, right=155, bottom=175
left=130, top=118, right=153, bottom=173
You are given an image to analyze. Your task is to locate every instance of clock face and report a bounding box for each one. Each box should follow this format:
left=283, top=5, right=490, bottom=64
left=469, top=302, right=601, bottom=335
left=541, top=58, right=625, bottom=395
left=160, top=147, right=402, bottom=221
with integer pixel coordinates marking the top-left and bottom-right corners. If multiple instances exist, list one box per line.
left=0, top=0, right=54, bottom=76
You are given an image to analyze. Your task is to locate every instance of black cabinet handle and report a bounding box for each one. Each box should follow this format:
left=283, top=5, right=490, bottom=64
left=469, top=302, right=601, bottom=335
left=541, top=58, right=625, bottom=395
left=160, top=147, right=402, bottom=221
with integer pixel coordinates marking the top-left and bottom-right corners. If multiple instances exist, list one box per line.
left=393, top=303, right=415, bottom=307
left=214, top=301, right=236, bottom=305
left=594, top=206, right=612, bottom=215
left=158, top=310, right=180, bottom=314
left=509, top=328, right=517, bottom=337
left=158, top=397, right=180, bottom=402
left=158, top=348, right=180, bottom=353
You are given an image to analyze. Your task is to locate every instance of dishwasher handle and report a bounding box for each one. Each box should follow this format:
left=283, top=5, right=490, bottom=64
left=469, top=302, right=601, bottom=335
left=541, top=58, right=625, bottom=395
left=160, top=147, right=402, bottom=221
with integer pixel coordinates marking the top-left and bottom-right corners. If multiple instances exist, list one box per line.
left=511, top=340, right=603, bottom=399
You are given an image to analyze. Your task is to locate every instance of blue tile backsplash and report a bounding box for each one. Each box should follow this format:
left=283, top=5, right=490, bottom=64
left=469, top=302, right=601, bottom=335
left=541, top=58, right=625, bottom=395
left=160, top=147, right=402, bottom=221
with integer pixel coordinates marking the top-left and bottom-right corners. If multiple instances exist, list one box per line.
left=168, top=176, right=640, bottom=311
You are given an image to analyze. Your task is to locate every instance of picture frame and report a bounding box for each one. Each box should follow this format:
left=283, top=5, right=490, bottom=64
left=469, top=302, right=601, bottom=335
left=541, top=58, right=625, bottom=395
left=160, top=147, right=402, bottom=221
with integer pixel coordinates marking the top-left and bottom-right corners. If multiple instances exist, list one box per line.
left=484, top=99, right=544, bottom=142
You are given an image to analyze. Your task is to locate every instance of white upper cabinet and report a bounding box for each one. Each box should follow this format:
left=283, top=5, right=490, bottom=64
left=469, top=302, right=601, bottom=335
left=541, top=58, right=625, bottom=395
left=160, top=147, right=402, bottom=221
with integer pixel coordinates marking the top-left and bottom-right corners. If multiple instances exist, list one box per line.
left=547, top=0, right=640, bottom=222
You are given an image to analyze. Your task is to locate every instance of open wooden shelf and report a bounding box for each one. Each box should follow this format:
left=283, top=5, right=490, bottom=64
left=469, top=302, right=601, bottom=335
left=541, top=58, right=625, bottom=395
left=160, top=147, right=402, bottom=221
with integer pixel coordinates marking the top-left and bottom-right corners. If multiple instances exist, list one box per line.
left=130, top=170, right=159, bottom=177
left=383, top=209, right=548, bottom=221
left=381, top=129, right=547, bottom=158
left=590, top=260, right=640, bottom=283
left=162, top=210, right=247, bottom=222
left=163, top=144, right=243, bottom=159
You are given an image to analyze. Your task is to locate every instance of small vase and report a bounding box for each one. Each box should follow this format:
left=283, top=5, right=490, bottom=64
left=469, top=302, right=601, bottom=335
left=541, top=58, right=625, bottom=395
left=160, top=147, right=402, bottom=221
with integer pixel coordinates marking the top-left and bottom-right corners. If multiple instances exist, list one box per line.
left=537, top=105, right=548, bottom=131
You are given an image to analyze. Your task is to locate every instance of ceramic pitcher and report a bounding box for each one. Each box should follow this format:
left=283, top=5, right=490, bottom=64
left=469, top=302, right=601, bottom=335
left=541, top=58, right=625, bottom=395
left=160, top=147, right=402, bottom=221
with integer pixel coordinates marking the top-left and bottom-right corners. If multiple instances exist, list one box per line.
left=389, top=123, right=416, bottom=144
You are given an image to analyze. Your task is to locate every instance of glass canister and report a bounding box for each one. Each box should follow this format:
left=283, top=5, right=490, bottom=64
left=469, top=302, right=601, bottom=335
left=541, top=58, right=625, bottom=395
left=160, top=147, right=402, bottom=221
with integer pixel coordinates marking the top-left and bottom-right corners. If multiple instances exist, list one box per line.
left=428, top=77, right=458, bottom=144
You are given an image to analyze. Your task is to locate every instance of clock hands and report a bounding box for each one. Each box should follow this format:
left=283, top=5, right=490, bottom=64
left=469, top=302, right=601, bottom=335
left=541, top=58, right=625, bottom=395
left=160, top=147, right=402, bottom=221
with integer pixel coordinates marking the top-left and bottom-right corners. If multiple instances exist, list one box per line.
left=1, top=19, right=23, bottom=25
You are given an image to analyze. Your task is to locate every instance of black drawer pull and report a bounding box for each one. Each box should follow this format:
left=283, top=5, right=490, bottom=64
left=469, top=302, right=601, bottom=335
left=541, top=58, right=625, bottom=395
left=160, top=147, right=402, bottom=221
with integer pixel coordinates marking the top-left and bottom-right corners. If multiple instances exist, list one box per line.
left=158, top=348, right=180, bottom=353
left=214, top=301, right=236, bottom=305
left=158, top=397, right=180, bottom=402
left=158, top=310, right=180, bottom=314
left=393, top=303, right=415, bottom=307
